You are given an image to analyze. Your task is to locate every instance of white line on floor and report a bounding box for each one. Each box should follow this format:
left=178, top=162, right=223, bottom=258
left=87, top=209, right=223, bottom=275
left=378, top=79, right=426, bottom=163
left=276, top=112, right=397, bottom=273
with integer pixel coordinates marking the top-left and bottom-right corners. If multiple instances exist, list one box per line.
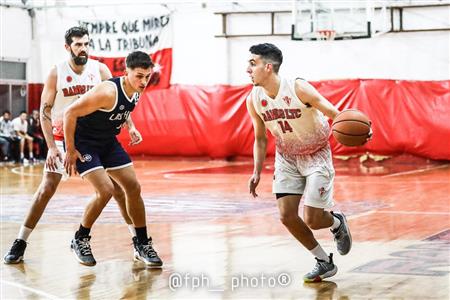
left=1, top=279, right=61, bottom=300
left=382, top=164, right=449, bottom=178
left=375, top=210, right=450, bottom=215
left=10, top=166, right=42, bottom=177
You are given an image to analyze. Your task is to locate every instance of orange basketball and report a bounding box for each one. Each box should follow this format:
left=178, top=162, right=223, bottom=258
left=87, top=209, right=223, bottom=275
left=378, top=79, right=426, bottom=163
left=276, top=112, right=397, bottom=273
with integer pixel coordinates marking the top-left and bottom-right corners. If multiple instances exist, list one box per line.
left=332, top=109, right=371, bottom=146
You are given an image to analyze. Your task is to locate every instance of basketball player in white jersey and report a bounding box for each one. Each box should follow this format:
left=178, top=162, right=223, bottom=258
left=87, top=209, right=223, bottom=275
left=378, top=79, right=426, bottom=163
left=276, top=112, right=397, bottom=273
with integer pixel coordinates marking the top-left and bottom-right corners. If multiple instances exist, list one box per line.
left=246, top=43, right=358, bottom=282
left=3, top=27, right=138, bottom=264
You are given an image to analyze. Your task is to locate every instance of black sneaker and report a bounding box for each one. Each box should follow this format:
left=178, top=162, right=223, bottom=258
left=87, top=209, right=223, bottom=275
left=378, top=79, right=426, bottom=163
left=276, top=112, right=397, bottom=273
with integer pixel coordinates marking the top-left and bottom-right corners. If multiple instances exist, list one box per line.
left=3, top=239, right=27, bottom=264
left=71, top=236, right=96, bottom=266
left=132, top=237, right=163, bottom=268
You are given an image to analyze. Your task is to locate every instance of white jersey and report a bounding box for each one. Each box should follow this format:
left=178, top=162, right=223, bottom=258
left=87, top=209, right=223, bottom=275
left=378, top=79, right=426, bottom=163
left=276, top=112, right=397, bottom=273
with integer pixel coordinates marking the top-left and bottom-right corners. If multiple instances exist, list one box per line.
left=251, top=77, right=331, bottom=157
left=52, top=59, right=101, bottom=140
left=12, top=117, right=28, bottom=133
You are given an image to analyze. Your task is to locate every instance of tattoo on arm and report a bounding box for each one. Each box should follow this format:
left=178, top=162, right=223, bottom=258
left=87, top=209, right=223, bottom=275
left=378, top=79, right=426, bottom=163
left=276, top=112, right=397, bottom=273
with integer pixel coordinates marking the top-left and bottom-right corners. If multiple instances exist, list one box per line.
left=42, top=103, right=52, bottom=121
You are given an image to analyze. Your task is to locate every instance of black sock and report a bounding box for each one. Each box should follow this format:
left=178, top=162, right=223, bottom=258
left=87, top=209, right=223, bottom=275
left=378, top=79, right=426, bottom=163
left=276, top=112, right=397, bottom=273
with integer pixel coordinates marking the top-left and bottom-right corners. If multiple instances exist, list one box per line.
left=75, top=224, right=91, bottom=239
left=135, top=226, right=148, bottom=244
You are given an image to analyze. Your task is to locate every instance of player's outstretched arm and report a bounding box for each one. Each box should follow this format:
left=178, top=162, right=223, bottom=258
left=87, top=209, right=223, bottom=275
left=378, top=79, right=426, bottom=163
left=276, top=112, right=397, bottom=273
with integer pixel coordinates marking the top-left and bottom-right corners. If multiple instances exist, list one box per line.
left=63, top=82, right=116, bottom=175
left=295, top=79, right=339, bottom=120
left=246, top=95, right=267, bottom=197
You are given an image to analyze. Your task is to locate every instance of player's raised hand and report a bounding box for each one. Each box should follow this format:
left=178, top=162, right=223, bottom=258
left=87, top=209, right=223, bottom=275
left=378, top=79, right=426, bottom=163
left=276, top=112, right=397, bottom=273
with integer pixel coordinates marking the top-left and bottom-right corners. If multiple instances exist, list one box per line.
left=64, top=148, right=84, bottom=176
left=128, top=127, right=143, bottom=146
left=362, top=126, right=373, bottom=145
left=248, top=173, right=261, bottom=198
left=46, top=146, right=63, bottom=171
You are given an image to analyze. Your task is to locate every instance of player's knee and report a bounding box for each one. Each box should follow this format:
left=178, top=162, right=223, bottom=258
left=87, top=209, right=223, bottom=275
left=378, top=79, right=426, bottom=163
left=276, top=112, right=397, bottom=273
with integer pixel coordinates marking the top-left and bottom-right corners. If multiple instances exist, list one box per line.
left=304, top=215, right=321, bottom=230
left=38, top=181, right=58, bottom=200
left=97, top=185, right=114, bottom=202
left=126, top=181, right=141, bottom=198
left=280, top=212, right=298, bottom=227
left=112, top=187, right=126, bottom=202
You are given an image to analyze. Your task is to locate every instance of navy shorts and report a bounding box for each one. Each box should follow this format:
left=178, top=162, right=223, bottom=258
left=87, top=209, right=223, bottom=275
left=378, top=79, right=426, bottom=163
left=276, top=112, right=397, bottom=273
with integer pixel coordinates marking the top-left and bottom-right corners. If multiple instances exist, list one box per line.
left=75, top=136, right=132, bottom=177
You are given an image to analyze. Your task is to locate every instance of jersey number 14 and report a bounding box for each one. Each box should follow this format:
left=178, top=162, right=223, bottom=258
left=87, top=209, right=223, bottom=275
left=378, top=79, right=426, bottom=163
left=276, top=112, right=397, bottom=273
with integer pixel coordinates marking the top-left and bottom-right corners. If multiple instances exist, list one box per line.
left=277, top=120, right=293, bottom=133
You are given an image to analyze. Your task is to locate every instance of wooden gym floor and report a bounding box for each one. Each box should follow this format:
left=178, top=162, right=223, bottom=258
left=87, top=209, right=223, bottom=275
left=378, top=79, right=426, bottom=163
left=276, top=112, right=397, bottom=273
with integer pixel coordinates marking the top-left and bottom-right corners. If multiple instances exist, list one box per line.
left=1, top=155, right=449, bottom=299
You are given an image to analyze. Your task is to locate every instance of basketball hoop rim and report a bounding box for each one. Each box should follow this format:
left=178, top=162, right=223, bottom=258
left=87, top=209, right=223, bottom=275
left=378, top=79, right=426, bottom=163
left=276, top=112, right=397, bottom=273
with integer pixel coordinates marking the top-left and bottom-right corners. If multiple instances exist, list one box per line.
left=316, top=29, right=336, bottom=41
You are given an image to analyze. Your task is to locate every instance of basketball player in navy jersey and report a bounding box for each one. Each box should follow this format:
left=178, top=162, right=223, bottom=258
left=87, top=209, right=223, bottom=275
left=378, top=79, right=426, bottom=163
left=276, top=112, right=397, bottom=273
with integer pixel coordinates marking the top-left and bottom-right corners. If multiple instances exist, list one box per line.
left=3, top=27, right=136, bottom=264
left=246, top=43, right=359, bottom=282
left=63, top=51, right=162, bottom=267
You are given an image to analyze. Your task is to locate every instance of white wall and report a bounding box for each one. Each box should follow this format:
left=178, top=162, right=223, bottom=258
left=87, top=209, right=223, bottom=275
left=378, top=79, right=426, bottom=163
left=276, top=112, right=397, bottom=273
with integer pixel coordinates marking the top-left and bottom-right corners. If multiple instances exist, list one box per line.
left=1, top=2, right=449, bottom=84
left=226, top=31, right=450, bottom=84
left=171, top=4, right=229, bottom=85
left=0, top=6, right=32, bottom=60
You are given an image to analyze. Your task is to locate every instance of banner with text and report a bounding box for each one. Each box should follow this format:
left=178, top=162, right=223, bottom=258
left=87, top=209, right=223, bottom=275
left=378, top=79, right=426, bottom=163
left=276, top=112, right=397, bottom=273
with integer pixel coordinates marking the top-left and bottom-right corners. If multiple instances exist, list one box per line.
left=78, top=14, right=172, bottom=89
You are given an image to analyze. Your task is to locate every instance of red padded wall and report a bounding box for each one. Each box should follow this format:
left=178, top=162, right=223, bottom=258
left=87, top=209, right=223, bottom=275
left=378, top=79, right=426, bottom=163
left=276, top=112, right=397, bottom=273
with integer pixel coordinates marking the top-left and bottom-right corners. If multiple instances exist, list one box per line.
left=27, top=79, right=449, bottom=160
left=118, top=79, right=450, bottom=160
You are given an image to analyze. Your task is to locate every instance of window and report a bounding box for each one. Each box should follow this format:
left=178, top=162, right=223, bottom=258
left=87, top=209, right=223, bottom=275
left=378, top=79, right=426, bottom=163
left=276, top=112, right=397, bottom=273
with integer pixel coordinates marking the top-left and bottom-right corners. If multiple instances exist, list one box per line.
left=0, top=59, right=27, bottom=115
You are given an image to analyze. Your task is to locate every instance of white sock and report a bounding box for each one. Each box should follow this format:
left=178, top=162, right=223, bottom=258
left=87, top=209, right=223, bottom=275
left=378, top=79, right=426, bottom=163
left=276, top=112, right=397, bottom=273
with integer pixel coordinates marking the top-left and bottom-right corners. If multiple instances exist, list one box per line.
left=310, top=244, right=329, bottom=262
left=128, top=224, right=136, bottom=237
left=17, top=225, right=33, bottom=241
left=29, top=152, right=34, bottom=158
left=20, top=153, right=24, bottom=159
left=330, top=216, right=341, bottom=231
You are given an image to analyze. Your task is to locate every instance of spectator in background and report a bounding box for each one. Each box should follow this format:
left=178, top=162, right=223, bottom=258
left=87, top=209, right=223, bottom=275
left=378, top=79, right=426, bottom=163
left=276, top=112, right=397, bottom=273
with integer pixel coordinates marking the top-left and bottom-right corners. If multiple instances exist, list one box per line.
left=12, top=111, right=34, bottom=163
left=0, top=110, right=19, bottom=161
left=28, top=109, right=46, bottom=159
left=0, top=135, right=8, bottom=161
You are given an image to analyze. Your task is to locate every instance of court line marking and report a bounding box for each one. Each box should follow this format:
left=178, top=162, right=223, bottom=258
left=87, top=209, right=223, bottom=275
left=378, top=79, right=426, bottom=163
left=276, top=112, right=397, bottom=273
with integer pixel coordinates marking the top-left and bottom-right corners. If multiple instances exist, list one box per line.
left=10, top=166, right=43, bottom=177
left=1, top=279, right=61, bottom=300
left=162, top=173, right=247, bottom=180
left=8, top=161, right=253, bottom=178
left=345, top=209, right=450, bottom=222
left=381, top=164, right=449, bottom=178
left=9, top=162, right=449, bottom=179
left=375, top=210, right=450, bottom=215
left=143, top=161, right=252, bottom=176
left=346, top=210, right=378, bottom=220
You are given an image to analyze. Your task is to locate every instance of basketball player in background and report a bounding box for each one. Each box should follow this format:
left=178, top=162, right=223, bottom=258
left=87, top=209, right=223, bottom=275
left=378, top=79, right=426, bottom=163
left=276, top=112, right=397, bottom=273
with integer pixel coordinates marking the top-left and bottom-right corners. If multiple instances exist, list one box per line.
left=3, top=27, right=137, bottom=264
left=63, top=51, right=162, bottom=268
left=246, top=43, right=360, bottom=282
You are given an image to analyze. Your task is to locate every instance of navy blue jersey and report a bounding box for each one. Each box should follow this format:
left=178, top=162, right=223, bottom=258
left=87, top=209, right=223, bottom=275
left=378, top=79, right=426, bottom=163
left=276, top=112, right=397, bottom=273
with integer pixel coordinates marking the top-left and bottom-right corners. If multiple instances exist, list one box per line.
left=76, top=77, right=139, bottom=140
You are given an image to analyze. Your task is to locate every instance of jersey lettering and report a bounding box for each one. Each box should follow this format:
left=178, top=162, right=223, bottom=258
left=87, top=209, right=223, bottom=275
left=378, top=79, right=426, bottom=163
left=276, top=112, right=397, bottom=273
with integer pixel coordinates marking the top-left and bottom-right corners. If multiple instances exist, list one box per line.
left=262, top=108, right=302, bottom=122
left=62, top=85, right=95, bottom=97
left=109, top=110, right=131, bottom=122
left=277, top=120, right=293, bottom=133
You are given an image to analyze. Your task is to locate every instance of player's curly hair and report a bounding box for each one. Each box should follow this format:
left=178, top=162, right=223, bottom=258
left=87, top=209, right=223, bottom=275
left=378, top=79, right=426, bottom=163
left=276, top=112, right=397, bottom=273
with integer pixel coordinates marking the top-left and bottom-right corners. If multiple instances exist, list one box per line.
left=64, top=26, right=89, bottom=45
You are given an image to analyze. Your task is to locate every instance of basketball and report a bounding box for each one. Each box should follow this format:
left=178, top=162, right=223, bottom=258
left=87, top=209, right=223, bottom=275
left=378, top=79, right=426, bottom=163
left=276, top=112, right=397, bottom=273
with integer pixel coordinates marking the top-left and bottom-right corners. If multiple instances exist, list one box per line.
left=332, top=109, right=371, bottom=146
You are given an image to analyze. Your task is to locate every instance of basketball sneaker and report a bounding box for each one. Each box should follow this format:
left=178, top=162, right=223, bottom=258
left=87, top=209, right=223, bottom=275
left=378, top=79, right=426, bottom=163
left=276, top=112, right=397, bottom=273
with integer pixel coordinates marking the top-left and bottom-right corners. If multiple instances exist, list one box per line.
left=330, top=211, right=352, bottom=255
left=132, top=237, right=163, bottom=268
left=71, top=236, right=96, bottom=266
left=303, top=253, right=337, bottom=283
left=3, top=239, right=27, bottom=264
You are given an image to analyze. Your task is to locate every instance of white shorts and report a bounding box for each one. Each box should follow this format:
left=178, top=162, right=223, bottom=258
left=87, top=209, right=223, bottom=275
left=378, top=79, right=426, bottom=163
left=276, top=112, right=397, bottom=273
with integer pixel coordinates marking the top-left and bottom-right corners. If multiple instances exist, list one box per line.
left=43, top=140, right=69, bottom=180
left=273, top=147, right=335, bottom=209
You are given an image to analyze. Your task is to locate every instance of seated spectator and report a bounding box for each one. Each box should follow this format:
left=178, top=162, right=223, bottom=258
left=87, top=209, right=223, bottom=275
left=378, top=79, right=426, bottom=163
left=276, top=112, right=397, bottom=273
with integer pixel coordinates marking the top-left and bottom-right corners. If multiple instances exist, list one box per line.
left=28, top=109, right=47, bottom=159
left=12, top=111, right=34, bottom=163
left=0, top=110, right=20, bottom=161
left=0, top=135, right=9, bottom=161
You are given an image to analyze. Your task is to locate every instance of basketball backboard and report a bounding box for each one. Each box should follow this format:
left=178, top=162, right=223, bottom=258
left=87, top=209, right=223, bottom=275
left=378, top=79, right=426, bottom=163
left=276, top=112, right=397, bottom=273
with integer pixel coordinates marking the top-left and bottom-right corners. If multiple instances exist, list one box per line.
left=292, top=0, right=390, bottom=40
